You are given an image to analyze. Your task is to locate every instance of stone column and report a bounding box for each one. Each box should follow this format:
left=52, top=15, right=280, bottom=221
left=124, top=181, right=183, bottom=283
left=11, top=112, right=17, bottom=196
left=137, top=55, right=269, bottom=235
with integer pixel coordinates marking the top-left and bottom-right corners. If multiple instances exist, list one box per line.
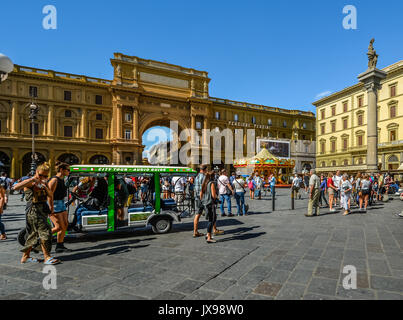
left=47, top=105, right=54, bottom=136
left=10, top=101, right=18, bottom=134
left=10, top=148, right=19, bottom=179
left=358, top=68, right=387, bottom=172
left=81, top=109, right=87, bottom=138
left=117, top=105, right=122, bottom=139
left=133, top=108, right=139, bottom=140
left=381, top=153, right=386, bottom=170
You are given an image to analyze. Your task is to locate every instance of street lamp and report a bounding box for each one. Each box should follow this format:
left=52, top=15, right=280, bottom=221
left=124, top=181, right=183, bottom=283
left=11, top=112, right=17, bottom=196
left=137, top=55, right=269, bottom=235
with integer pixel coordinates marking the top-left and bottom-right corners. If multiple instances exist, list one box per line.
left=0, top=53, right=14, bottom=83
left=28, top=102, right=40, bottom=175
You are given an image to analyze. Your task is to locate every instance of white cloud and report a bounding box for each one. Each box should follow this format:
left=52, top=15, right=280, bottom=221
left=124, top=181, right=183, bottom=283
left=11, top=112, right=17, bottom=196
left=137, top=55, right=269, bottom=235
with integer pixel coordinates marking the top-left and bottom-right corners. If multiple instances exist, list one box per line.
left=315, top=90, right=332, bottom=100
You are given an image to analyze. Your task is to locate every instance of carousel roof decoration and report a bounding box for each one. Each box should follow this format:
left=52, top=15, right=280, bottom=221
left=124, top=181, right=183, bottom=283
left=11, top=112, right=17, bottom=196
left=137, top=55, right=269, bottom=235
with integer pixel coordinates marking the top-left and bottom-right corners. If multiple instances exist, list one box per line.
left=234, top=148, right=295, bottom=168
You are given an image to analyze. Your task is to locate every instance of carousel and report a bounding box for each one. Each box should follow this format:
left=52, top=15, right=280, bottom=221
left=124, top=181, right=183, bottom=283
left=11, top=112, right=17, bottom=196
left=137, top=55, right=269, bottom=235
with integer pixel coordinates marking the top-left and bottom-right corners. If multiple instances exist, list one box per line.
left=234, top=148, right=295, bottom=186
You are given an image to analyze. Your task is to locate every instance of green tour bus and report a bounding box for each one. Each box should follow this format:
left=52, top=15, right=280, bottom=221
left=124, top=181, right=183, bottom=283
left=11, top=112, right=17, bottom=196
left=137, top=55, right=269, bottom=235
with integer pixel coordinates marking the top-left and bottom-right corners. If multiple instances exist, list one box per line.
left=17, top=165, right=197, bottom=246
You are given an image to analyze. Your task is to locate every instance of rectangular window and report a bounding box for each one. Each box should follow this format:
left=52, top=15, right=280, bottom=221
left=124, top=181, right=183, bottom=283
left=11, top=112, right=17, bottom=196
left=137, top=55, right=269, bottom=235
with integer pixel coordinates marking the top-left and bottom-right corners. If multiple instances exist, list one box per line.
left=96, top=113, right=102, bottom=121
left=252, top=117, right=256, bottom=124
left=64, top=126, right=73, bottom=137
left=343, top=139, right=348, bottom=150
left=125, top=113, right=132, bottom=122
left=234, top=114, right=239, bottom=122
left=390, top=85, right=396, bottom=97
left=358, top=135, right=363, bottom=146
left=95, top=95, right=103, bottom=105
left=331, top=121, right=336, bottom=132
left=390, top=105, right=396, bottom=118
left=30, top=123, right=39, bottom=135
left=29, top=86, right=38, bottom=98
left=343, top=118, right=348, bottom=129
left=196, top=121, right=201, bottom=129
left=358, top=114, right=363, bottom=126
left=125, top=129, right=132, bottom=140
left=321, top=110, right=325, bottom=119
left=215, top=111, right=220, bottom=120
left=64, top=91, right=72, bottom=101
left=390, top=130, right=396, bottom=141
left=343, top=102, right=348, bottom=112
left=358, top=96, right=363, bottom=107
left=331, top=141, right=336, bottom=152
left=320, top=124, right=325, bottom=135
left=65, top=110, right=72, bottom=118
left=320, top=142, right=325, bottom=154
left=95, top=128, right=103, bottom=139
left=331, top=106, right=336, bottom=116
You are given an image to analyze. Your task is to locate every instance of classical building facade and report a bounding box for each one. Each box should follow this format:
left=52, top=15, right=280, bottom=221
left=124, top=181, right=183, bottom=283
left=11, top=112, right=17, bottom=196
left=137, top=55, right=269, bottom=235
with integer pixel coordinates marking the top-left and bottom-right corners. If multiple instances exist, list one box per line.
left=313, top=60, right=403, bottom=173
left=0, top=53, right=315, bottom=178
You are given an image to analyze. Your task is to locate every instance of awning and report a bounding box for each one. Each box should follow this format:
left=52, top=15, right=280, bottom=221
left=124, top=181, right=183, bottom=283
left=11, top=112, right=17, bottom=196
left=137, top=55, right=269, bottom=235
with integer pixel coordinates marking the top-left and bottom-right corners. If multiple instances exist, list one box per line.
left=316, top=165, right=367, bottom=172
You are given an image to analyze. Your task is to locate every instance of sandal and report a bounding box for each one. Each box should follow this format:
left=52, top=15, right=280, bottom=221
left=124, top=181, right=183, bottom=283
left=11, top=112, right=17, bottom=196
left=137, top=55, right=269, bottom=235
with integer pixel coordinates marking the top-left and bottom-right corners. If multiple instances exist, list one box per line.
left=44, top=257, right=61, bottom=265
left=21, top=257, right=39, bottom=264
left=214, top=230, right=224, bottom=235
left=193, top=232, right=204, bottom=238
left=206, top=239, right=217, bottom=244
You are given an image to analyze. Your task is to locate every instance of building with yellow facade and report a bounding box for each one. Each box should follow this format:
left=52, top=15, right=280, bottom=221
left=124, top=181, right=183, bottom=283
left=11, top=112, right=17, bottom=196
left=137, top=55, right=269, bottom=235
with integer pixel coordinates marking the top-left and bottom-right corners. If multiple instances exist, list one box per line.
left=314, top=60, right=403, bottom=173
left=0, top=53, right=315, bottom=178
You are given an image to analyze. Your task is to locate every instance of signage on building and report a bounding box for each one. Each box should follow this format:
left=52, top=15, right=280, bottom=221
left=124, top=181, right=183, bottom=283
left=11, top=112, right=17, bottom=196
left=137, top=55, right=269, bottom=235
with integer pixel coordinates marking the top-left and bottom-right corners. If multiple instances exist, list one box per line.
left=228, top=121, right=270, bottom=130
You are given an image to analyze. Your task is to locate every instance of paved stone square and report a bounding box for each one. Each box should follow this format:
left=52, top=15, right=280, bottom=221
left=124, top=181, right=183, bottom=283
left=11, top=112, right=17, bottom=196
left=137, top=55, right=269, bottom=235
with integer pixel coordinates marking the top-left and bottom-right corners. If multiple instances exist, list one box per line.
left=0, top=190, right=402, bottom=300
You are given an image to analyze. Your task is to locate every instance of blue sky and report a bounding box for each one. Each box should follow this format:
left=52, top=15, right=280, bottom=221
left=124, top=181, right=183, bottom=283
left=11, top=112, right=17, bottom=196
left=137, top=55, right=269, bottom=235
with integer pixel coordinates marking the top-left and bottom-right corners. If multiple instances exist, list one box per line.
left=2, top=0, right=403, bottom=155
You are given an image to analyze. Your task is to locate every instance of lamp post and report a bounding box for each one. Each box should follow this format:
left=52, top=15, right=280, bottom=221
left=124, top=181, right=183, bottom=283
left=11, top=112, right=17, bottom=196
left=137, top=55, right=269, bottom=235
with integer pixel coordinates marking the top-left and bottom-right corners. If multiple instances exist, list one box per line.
left=29, top=102, right=40, bottom=175
left=0, top=53, right=14, bottom=83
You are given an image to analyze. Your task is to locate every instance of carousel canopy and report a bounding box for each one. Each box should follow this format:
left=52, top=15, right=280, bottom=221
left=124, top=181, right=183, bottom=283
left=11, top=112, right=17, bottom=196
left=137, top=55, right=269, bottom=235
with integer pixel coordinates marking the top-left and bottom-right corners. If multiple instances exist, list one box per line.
left=234, top=148, right=294, bottom=168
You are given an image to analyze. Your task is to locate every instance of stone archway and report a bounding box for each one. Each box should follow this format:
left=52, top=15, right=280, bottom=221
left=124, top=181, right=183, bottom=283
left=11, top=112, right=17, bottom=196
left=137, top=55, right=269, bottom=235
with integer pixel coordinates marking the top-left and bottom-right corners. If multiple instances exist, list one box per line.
left=0, top=151, right=11, bottom=175
left=89, top=155, right=110, bottom=164
left=58, top=153, right=80, bottom=165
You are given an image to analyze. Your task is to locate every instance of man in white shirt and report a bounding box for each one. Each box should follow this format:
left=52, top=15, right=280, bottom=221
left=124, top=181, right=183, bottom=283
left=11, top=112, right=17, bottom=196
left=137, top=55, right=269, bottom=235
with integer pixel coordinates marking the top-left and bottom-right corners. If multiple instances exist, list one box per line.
left=172, top=176, right=186, bottom=206
left=217, top=169, right=234, bottom=217
left=292, top=174, right=302, bottom=199
left=332, top=170, right=342, bottom=207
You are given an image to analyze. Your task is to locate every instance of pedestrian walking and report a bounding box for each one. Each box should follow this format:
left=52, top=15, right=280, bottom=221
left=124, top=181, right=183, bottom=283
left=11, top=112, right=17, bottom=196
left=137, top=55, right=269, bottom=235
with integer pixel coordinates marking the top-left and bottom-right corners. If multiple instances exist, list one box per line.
left=248, top=176, right=255, bottom=200
left=333, top=170, right=342, bottom=208
left=292, top=174, right=301, bottom=200
left=233, top=173, right=247, bottom=216
left=327, top=172, right=337, bottom=212
left=319, top=175, right=328, bottom=207
left=48, top=161, right=72, bottom=253
left=359, top=174, right=371, bottom=212
left=306, top=169, right=320, bottom=217
left=0, top=172, right=11, bottom=210
left=0, top=180, right=7, bottom=240
left=269, top=174, right=276, bottom=197
left=193, top=164, right=207, bottom=238
left=217, top=169, right=234, bottom=217
left=254, top=174, right=263, bottom=200
left=303, top=172, right=310, bottom=194
left=13, top=163, right=60, bottom=265
left=200, top=171, right=218, bottom=243
left=341, top=174, right=353, bottom=216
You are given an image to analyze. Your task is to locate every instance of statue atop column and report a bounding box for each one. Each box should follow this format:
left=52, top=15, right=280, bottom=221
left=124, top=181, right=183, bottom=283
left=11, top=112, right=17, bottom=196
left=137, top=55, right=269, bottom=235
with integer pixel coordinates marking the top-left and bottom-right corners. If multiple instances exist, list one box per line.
left=367, top=38, right=378, bottom=69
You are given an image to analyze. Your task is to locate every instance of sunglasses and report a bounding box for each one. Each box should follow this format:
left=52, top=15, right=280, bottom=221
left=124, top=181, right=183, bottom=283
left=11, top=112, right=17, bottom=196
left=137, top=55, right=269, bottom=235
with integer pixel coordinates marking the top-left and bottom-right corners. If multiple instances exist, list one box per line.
left=38, top=174, right=48, bottom=178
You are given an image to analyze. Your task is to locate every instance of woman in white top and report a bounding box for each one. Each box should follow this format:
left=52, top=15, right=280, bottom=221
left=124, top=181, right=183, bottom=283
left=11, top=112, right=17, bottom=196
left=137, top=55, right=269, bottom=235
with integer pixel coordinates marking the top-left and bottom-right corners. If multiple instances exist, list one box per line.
left=341, top=174, right=353, bottom=216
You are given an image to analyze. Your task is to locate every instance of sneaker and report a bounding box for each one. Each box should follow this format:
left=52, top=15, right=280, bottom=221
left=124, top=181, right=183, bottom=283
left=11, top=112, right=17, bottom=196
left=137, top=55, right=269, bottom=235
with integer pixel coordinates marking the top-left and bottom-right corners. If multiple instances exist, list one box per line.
left=228, top=213, right=234, bottom=217
left=221, top=213, right=227, bottom=217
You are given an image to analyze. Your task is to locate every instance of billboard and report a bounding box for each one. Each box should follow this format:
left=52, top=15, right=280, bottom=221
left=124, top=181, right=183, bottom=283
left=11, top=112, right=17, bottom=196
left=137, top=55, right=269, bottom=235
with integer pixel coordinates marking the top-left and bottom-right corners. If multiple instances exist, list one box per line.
left=257, top=139, right=290, bottom=159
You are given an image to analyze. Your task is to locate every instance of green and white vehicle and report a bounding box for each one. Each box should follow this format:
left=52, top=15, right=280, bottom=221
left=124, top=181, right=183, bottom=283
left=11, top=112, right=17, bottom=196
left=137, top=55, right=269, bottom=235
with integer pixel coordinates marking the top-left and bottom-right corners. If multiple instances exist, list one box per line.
left=17, top=165, right=197, bottom=245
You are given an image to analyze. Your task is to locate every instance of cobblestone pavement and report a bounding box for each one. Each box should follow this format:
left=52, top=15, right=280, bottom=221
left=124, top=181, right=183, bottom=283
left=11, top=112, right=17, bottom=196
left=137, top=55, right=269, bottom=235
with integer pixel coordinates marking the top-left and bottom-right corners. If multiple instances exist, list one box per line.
left=0, top=190, right=402, bottom=300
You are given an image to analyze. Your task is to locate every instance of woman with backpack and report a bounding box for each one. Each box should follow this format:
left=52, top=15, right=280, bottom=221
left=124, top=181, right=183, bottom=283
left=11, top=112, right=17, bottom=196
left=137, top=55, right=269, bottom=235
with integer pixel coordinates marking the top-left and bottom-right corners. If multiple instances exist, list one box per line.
left=200, top=171, right=218, bottom=243
left=359, top=174, right=371, bottom=212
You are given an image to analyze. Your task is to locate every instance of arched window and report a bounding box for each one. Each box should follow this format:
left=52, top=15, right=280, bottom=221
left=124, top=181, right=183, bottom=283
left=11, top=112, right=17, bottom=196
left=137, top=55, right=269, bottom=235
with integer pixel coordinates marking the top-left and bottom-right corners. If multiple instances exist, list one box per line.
left=89, top=155, right=109, bottom=164
left=58, top=153, right=80, bottom=165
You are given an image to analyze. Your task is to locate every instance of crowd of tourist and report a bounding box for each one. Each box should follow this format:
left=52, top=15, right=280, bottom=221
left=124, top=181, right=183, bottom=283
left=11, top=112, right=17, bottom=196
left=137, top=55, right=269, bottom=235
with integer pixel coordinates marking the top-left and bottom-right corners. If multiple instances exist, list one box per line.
left=301, top=169, right=402, bottom=217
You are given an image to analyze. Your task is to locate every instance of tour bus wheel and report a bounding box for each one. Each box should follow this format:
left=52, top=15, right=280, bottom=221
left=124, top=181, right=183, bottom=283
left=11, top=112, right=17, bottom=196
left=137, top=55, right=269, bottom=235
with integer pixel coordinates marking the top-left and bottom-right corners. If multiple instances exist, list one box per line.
left=151, top=217, right=173, bottom=234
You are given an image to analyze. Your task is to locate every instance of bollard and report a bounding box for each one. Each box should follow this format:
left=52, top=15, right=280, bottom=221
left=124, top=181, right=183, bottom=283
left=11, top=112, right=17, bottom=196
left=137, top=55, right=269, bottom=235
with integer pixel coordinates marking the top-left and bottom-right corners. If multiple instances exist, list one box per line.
left=272, top=189, right=275, bottom=211
left=291, top=188, right=295, bottom=210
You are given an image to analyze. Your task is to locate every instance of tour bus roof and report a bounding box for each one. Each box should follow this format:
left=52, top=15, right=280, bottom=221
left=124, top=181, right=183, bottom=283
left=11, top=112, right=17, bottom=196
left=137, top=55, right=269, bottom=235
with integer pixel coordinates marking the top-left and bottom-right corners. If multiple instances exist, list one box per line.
left=69, top=165, right=196, bottom=173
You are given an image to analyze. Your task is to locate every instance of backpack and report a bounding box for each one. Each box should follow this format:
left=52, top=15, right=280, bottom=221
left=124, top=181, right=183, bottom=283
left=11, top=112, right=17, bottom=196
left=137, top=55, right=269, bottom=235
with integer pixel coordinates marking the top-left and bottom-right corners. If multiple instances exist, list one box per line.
left=201, top=182, right=214, bottom=207
left=248, top=180, right=254, bottom=189
left=0, top=178, right=7, bottom=189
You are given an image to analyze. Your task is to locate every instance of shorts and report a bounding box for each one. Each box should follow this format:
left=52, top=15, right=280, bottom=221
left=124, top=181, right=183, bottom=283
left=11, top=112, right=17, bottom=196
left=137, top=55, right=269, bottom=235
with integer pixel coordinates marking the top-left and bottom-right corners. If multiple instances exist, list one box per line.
left=328, top=188, right=334, bottom=196
left=53, top=200, right=67, bottom=213
left=361, top=189, right=370, bottom=196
